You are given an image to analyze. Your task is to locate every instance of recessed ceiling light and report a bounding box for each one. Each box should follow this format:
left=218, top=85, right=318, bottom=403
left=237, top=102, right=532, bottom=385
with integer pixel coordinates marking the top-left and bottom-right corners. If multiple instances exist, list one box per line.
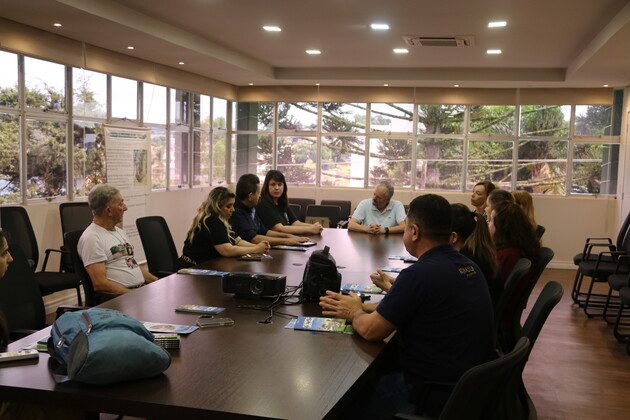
left=315, top=83, right=320, bottom=86
left=178, top=61, right=185, bottom=65
left=248, top=82, right=254, bottom=86
left=263, top=26, right=282, bottom=32
left=393, top=48, right=409, bottom=54
left=371, top=23, right=390, bottom=30
left=127, top=46, right=134, bottom=50
left=53, top=23, right=62, bottom=27
left=383, top=83, right=389, bottom=87
left=488, top=21, right=507, bottom=28
left=454, top=84, right=460, bottom=87
left=603, top=84, right=609, bottom=87
left=487, top=49, right=502, bottom=55
left=306, top=50, right=321, bottom=55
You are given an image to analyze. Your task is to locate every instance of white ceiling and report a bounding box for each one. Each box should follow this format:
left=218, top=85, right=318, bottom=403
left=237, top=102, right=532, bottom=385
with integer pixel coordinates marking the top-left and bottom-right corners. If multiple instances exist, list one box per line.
left=1, top=0, right=630, bottom=88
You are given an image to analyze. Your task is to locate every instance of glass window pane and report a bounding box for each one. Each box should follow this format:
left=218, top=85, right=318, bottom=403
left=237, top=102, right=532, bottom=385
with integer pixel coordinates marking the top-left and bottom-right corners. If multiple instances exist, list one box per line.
left=321, top=135, right=365, bottom=187
left=369, top=138, right=412, bottom=187
left=418, top=105, right=465, bottom=135
left=0, top=113, right=20, bottom=203
left=73, top=120, right=106, bottom=197
left=322, top=103, right=366, bottom=133
left=469, top=105, right=515, bottom=135
left=24, top=57, right=65, bottom=111
left=213, top=98, right=227, bottom=130
left=278, top=102, right=317, bottom=131
left=0, top=51, right=19, bottom=108
left=467, top=140, right=513, bottom=190
left=519, top=105, right=570, bottom=137
left=572, top=143, right=619, bottom=195
left=213, top=133, right=227, bottom=184
left=111, top=76, right=137, bottom=119
left=277, top=136, right=316, bottom=184
left=193, top=94, right=211, bottom=128
left=169, top=130, right=189, bottom=188
left=575, top=105, right=613, bottom=136
left=170, top=89, right=189, bottom=125
left=233, top=102, right=274, bottom=131
left=193, top=130, right=210, bottom=186
left=370, top=103, right=413, bottom=133
left=72, top=68, right=106, bottom=119
left=517, top=140, right=567, bottom=194
left=143, top=83, right=167, bottom=124
left=150, top=127, right=167, bottom=190
left=26, top=119, right=67, bottom=198
left=416, top=138, right=463, bottom=190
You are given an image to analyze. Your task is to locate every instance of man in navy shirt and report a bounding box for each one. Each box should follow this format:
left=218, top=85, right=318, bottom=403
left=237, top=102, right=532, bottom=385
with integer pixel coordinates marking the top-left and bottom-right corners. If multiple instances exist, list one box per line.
left=320, top=194, right=495, bottom=418
left=230, top=174, right=312, bottom=247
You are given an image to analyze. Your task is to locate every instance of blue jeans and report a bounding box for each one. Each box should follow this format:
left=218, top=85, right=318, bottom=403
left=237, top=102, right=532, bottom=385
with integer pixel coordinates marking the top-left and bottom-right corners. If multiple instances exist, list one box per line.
left=361, top=370, right=417, bottom=420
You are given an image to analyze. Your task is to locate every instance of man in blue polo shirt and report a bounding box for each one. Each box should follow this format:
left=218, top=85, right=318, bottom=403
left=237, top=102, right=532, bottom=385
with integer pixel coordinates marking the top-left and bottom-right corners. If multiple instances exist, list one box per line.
left=230, top=174, right=312, bottom=246
left=320, top=194, right=495, bottom=418
left=348, top=181, right=406, bottom=234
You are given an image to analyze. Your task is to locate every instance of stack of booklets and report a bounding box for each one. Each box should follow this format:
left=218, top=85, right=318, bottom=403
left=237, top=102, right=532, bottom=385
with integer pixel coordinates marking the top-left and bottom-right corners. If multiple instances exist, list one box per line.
left=341, top=283, right=384, bottom=294
left=380, top=266, right=404, bottom=273
left=238, top=253, right=272, bottom=261
left=286, top=316, right=354, bottom=334
left=175, top=304, right=225, bottom=315
left=388, top=255, right=418, bottom=263
left=153, top=333, right=180, bottom=349
left=176, top=268, right=229, bottom=276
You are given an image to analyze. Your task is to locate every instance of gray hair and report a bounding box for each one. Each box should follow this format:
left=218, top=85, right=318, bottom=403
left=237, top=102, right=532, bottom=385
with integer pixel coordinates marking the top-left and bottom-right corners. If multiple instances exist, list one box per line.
left=88, top=184, right=120, bottom=217
left=378, top=181, right=394, bottom=199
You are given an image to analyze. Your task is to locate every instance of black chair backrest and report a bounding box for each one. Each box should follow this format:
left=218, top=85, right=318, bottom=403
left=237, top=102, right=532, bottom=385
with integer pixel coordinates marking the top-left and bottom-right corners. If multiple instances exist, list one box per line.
left=305, top=204, right=342, bottom=228
left=521, top=281, right=563, bottom=358
left=59, top=202, right=93, bottom=234
left=136, top=216, right=178, bottom=277
left=535, top=225, right=546, bottom=240
left=64, top=229, right=98, bottom=307
left=516, top=247, right=554, bottom=317
left=616, top=212, right=630, bottom=250
left=0, top=243, right=45, bottom=332
left=438, top=337, right=530, bottom=420
left=321, top=200, right=352, bottom=222
left=494, top=258, right=532, bottom=325
left=289, top=198, right=315, bottom=222
left=288, top=204, right=301, bottom=222
left=0, top=206, right=39, bottom=270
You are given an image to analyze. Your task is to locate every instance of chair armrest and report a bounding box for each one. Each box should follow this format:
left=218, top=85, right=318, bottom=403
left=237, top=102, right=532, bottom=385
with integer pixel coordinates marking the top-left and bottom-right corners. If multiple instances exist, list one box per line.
left=614, top=254, right=630, bottom=273
left=337, top=220, right=349, bottom=229
left=42, top=247, right=68, bottom=271
left=584, top=243, right=616, bottom=259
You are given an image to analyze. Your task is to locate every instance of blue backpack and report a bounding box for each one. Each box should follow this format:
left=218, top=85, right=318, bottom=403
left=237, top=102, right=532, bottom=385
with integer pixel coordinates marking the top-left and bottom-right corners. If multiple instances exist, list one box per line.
left=48, top=308, right=171, bottom=385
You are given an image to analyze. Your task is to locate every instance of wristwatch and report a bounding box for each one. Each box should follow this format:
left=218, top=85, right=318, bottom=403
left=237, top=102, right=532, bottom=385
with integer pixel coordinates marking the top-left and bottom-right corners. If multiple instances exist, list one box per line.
left=385, top=227, right=389, bottom=235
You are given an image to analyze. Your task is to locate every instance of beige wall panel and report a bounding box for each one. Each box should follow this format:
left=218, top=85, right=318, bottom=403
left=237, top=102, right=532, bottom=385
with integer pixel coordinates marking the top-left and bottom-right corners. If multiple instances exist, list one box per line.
left=520, top=88, right=613, bottom=105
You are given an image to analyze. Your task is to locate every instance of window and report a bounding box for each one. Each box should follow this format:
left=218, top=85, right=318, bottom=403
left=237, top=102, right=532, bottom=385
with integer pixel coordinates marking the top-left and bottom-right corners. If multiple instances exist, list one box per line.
left=575, top=105, right=613, bottom=136
left=193, top=130, right=211, bottom=186
left=24, top=57, right=65, bottom=111
left=519, top=105, right=570, bottom=137
left=467, top=140, right=513, bottom=190
left=322, top=103, right=366, bottom=133
left=469, top=105, right=515, bottom=135
left=278, top=102, right=317, bottom=131
left=0, top=113, right=20, bottom=203
left=73, top=120, right=106, bottom=197
left=418, top=105, right=465, bottom=135
left=416, top=138, right=463, bottom=190
left=26, top=119, right=67, bottom=198
left=370, top=103, right=413, bottom=133
left=111, top=76, right=137, bottom=120
left=233, top=102, right=274, bottom=131
left=572, top=143, right=619, bottom=195
left=369, top=137, right=412, bottom=187
left=213, top=133, right=227, bottom=184
left=0, top=51, right=18, bottom=108
left=169, top=129, right=189, bottom=188
left=73, top=68, right=107, bottom=119
left=321, top=135, right=365, bottom=187
left=193, top=94, right=210, bottom=128
left=517, top=139, right=568, bottom=194
left=150, top=127, right=167, bottom=190
left=170, top=89, right=190, bottom=125
left=277, top=136, right=316, bottom=184
left=213, top=98, right=227, bottom=130
left=143, top=83, right=167, bottom=124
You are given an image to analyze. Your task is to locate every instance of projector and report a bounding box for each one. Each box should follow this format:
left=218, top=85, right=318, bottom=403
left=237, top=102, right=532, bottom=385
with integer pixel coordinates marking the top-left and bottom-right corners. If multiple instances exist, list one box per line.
left=222, top=272, right=287, bottom=298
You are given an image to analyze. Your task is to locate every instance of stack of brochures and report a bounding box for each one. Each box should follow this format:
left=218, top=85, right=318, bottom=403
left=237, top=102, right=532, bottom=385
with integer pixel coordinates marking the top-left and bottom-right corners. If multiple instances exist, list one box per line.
left=176, top=268, right=229, bottom=276
left=341, top=283, right=384, bottom=294
left=388, top=255, right=418, bottom=263
left=141, top=321, right=198, bottom=335
left=153, top=333, right=181, bottom=349
left=286, top=316, right=354, bottom=334
left=380, top=266, right=404, bottom=273
left=175, top=304, right=225, bottom=315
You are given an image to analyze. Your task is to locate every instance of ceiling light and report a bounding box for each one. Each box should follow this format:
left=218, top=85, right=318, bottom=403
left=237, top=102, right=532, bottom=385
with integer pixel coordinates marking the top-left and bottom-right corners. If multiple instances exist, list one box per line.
left=454, top=84, right=460, bottom=87
left=53, top=23, right=62, bottom=27
left=603, top=84, right=609, bottom=87
left=306, top=50, right=321, bottom=55
left=487, top=49, right=502, bottom=54
left=371, top=23, right=390, bottom=30
left=393, top=48, right=409, bottom=54
left=178, top=61, right=185, bottom=65
left=263, top=26, right=281, bottom=32
left=127, top=46, right=134, bottom=50
left=383, top=83, right=389, bottom=87
left=488, top=21, right=507, bottom=28
left=248, top=82, right=254, bottom=86
left=315, top=83, right=320, bottom=86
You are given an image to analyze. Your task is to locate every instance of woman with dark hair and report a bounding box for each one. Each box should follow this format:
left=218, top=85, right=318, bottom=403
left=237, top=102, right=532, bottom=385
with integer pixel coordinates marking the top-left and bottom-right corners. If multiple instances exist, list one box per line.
left=451, top=203, right=502, bottom=305
left=485, top=189, right=515, bottom=220
left=470, top=180, right=496, bottom=221
left=256, top=170, right=323, bottom=235
left=178, top=187, right=268, bottom=268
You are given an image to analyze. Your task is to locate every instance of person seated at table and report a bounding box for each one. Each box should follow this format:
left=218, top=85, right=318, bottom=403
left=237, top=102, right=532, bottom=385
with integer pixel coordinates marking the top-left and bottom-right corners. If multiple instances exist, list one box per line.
left=470, top=180, right=496, bottom=221
left=451, top=203, right=502, bottom=306
left=178, top=187, right=269, bottom=268
left=231, top=174, right=311, bottom=246
left=256, top=170, right=323, bottom=235
left=348, top=181, right=406, bottom=235
left=485, top=188, right=515, bottom=220
left=79, top=184, right=158, bottom=295
left=320, top=194, right=495, bottom=418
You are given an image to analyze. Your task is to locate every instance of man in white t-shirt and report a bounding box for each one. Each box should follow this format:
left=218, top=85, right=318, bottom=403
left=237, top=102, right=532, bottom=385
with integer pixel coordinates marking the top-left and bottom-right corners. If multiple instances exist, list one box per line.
left=348, top=181, right=406, bottom=235
left=78, top=184, right=157, bottom=295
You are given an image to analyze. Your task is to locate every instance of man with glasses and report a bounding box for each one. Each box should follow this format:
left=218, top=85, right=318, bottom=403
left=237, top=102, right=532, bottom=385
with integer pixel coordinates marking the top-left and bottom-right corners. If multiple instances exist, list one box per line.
left=348, top=181, right=406, bottom=234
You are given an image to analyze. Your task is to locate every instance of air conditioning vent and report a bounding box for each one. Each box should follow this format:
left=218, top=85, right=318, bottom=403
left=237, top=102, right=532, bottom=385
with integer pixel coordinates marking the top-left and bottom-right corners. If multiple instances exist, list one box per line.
left=402, top=35, right=474, bottom=47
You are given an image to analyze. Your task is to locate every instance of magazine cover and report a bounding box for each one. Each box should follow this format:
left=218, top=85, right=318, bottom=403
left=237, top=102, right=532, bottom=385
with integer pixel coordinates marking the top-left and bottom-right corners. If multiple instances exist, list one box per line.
left=341, top=283, right=383, bottom=294
left=176, top=268, right=229, bottom=276
left=292, top=316, right=354, bottom=334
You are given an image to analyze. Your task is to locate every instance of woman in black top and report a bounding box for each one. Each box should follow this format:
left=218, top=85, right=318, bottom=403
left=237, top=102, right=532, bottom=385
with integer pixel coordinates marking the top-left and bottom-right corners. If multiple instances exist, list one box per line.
left=256, top=170, right=323, bottom=235
left=178, top=187, right=269, bottom=268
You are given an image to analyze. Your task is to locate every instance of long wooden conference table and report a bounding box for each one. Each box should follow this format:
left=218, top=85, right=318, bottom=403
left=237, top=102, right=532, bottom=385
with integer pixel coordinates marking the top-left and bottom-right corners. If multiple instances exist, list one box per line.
left=1, top=229, right=411, bottom=419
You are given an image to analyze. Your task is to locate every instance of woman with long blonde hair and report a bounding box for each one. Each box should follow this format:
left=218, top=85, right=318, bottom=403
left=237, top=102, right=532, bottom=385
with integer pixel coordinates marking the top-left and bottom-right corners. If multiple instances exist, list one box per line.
left=178, top=187, right=268, bottom=268
left=512, top=190, right=537, bottom=228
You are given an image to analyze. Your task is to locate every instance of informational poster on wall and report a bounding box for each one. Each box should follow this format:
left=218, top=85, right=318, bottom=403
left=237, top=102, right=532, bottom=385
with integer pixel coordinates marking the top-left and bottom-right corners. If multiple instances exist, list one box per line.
left=104, top=125, right=151, bottom=263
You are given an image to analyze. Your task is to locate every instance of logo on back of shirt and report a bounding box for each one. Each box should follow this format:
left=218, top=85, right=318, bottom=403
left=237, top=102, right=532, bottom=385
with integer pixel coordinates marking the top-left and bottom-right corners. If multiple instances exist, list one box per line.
left=459, top=265, right=478, bottom=277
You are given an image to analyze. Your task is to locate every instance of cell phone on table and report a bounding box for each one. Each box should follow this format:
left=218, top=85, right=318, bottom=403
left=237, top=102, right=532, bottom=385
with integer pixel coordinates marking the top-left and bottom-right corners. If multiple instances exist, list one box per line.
left=196, top=317, right=234, bottom=328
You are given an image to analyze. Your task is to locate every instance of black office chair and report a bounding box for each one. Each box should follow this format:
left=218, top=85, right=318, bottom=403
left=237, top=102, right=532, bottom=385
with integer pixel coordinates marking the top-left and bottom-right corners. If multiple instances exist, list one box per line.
left=64, top=229, right=117, bottom=307
left=305, top=204, right=341, bottom=228
left=288, top=204, right=301, bottom=222
left=321, top=200, right=352, bottom=227
left=494, top=258, right=531, bottom=350
left=288, top=198, right=315, bottom=222
left=58, top=202, right=93, bottom=273
left=535, top=224, right=546, bottom=240
left=136, top=216, right=179, bottom=278
left=0, top=206, right=82, bottom=305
